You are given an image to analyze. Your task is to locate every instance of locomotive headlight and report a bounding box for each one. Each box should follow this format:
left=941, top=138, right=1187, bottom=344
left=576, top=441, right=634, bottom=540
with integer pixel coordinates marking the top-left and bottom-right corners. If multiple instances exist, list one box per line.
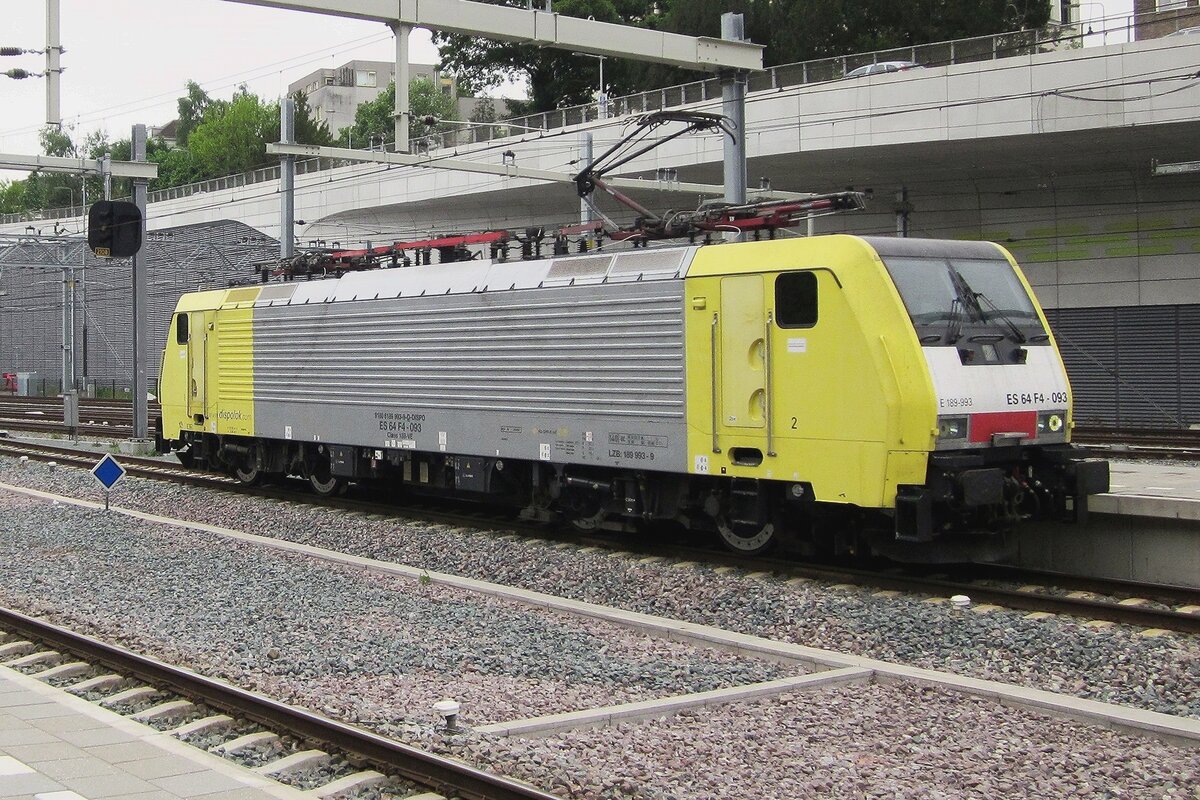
left=937, top=416, right=969, bottom=440
left=1036, top=412, right=1066, bottom=435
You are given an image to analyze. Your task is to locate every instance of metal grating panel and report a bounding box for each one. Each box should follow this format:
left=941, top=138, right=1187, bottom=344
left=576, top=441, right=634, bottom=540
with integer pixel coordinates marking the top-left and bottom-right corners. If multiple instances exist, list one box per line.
left=251, top=281, right=686, bottom=419
left=545, top=255, right=613, bottom=282
left=609, top=248, right=688, bottom=276
left=1047, top=305, right=1200, bottom=428
left=217, top=316, right=255, bottom=403
left=0, top=221, right=276, bottom=393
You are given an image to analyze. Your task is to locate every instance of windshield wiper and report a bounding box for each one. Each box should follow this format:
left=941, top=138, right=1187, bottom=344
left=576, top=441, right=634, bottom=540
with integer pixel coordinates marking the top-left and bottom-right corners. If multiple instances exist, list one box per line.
left=944, top=296, right=963, bottom=344
left=947, top=268, right=1028, bottom=344
left=972, top=292, right=1027, bottom=344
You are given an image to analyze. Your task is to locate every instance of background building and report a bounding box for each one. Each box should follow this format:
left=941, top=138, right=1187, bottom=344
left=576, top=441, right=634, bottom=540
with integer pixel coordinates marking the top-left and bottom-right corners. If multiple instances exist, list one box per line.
left=1133, top=0, right=1200, bottom=38
left=287, top=59, right=479, bottom=139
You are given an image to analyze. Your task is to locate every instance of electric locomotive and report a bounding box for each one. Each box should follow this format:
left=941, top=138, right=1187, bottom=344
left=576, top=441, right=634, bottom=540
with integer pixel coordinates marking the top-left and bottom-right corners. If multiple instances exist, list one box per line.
left=156, top=233, right=1108, bottom=562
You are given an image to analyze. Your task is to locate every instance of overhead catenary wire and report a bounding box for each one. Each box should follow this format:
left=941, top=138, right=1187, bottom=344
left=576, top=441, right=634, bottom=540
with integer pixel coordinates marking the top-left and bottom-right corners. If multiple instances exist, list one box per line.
left=12, top=53, right=1196, bottom=242
left=0, top=30, right=396, bottom=140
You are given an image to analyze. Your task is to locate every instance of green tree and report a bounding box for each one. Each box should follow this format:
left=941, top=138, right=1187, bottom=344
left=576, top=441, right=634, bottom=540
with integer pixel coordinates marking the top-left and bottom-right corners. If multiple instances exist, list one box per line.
left=335, top=78, right=458, bottom=149
left=291, top=90, right=333, bottom=146
left=39, top=126, right=77, bottom=157
left=149, top=146, right=200, bottom=191
left=0, top=82, right=340, bottom=204
left=469, top=96, right=498, bottom=125
left=17, top=126, right=84, bottom=211
left=765, top=0, right=1050, bottom=65
left=176, top=81, right=215, bottom=148
left=186, top=87, right=277, bottom=177
left=0, top=180, right=27, bottom=214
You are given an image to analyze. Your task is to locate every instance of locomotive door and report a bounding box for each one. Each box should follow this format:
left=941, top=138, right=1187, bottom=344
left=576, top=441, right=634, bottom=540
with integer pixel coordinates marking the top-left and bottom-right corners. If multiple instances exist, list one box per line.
left=186, top=311, right=207, bottom=421
left=719, top=275, right=766, bottom=429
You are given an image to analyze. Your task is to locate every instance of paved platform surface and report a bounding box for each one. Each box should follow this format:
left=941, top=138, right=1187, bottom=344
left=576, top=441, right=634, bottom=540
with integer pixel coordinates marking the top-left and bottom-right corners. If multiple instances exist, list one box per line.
left=0, top=668, right=305, bottom=800
left=1107, top=460, right=1200, bottom=501
left=1093, top=460, right=1200, bottom=522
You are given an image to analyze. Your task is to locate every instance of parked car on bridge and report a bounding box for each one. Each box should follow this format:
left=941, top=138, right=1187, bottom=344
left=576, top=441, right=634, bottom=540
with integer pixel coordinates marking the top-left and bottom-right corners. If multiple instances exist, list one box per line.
left=845, top=61, right=923, bottom=77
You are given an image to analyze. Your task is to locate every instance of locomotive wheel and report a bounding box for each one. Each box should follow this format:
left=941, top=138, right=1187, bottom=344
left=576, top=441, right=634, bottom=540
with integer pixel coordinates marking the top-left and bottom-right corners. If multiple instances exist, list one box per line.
left=307, top=450, right=346, bottom=496
left=233, top=446, right=262, bottom=486
left=176, top=448, right=195, bottom=469
left=716, top=517, right=777, bottom=555
left=568, top=508, right=609, bottom=532
left=234, top=459, right=261, bottom=485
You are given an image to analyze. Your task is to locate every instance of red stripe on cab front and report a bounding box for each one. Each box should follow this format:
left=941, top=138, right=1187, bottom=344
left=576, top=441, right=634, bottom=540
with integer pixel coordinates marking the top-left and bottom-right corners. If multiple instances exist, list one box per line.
left=969, top=411, right=1037, bottom=443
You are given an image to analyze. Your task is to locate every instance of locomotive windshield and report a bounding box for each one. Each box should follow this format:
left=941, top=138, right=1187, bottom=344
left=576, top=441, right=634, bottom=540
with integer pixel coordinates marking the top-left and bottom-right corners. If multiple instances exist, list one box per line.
left=881, top=255, right=1048, bottom=344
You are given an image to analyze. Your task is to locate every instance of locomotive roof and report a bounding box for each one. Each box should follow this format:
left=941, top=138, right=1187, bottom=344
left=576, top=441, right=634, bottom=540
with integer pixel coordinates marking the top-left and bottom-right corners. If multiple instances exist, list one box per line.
left=231, top=245, right=701, bottom=309
left=173, top=235, right=1015, bottom=313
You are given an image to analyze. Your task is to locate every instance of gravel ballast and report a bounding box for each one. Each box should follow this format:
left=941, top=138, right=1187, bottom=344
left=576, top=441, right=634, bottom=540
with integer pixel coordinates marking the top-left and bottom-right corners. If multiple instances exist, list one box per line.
left=0, top=490, right=795, bottom=729
left=3, top=460, right=1199, bottom=797
left=448, top=682, right=1200, bottom=799
left=3, top=460, right=1194, bottom=719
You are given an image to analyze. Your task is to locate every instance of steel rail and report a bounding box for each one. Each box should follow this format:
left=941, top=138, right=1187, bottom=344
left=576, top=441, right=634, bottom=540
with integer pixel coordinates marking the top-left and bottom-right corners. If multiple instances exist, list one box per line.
left=0, top=419, right=134, bottom=438
left=588, top=528, right=1200, bottom=633
left=585, top=536, right=1200, bottom=634
left=0, top=442, right=231, bottom=491
left=0, top=608, right=561, bottom=800
left=1074, top=426, right=1200, bottom=460
left=733, top=555, right=1200, bottom=634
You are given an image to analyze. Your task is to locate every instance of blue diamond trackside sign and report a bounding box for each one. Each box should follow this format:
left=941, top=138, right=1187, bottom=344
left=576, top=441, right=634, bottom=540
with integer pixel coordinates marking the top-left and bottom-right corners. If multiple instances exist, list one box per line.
left=91, top=454, right=126, bottom=490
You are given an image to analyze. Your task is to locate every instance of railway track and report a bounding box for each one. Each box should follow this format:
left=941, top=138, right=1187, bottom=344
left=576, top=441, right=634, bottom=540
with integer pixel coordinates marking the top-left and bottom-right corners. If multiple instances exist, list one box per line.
left=1074, top=425, right=1200, bottom=460
left=0, top=395, right=155, bottom=439
left=0, top=608, right=558, bottom=800
left=570, top=536, right=1200, bottom=635
left=3, top=437, right=1199, bottom=636
left=0, top=439, right=227, bottom=487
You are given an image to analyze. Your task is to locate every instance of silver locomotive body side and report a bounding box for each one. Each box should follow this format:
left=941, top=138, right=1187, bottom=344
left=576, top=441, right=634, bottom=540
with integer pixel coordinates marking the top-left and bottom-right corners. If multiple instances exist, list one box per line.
left=247, top=252, right=692, bottom=473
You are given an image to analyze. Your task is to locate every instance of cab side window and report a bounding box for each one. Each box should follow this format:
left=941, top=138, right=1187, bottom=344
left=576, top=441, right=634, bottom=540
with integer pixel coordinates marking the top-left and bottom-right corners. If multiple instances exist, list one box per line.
left=176, top=314, right=189, bottom=344
left=776, top=272, right=818, bottom=328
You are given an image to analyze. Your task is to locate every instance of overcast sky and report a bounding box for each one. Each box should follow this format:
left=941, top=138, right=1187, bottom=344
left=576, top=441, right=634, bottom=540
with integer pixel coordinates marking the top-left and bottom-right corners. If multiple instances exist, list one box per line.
left=3, top=0, right=1134, bottom=183
left=1, top=0, right=447, bottom=179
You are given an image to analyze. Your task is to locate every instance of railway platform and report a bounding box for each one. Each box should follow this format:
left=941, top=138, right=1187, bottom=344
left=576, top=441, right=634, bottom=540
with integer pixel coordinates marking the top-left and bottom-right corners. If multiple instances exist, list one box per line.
left=1016, top=459, right=1200, bottom=589
left=0, top=667, right=306, bottom=800
left=1102, top=459, right=1200, bottom=512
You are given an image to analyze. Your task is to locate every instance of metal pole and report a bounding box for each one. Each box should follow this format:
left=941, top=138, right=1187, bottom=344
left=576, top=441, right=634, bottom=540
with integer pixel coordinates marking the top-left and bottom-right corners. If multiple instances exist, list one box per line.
left=895, top=186, right=911, bottom=238
left=391, top=22, right=411, bottom=153
left=580, top=132, right=593, bottom=227
left=45, top=0, right=61, bottom=128
left=131, top=124, right=149, bottom=442
left=280, top=97, right=296, bottom=259
left=102, top=153, right=112, bottom=201
left=79, top=175, right=87, bottom=389
left=62, top=250, right=78, bottom=437
left=61, top=265, right=70, bottom=390
left=721, top=13, right=747, bottom=214
left=597, top=57, right=607, bottom=119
